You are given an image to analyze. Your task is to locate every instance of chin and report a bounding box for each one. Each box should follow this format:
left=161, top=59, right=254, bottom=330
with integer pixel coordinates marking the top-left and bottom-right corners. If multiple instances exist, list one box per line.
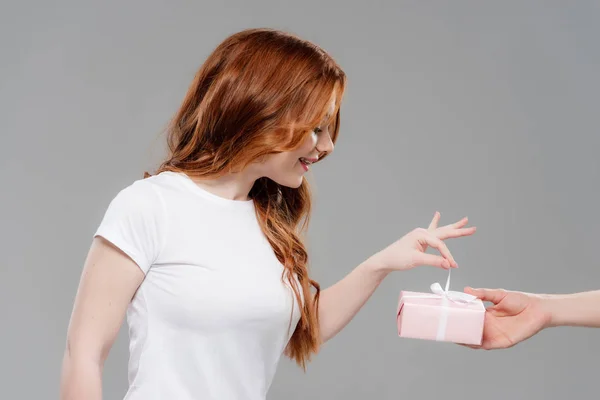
left=289, top=178, right=304, bottom=189
left=271, top=175, right=304, bottom=189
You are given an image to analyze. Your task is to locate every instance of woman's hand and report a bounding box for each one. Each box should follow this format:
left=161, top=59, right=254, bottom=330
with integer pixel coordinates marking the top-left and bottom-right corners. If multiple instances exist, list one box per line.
left=317, top=212, right=476, bottom=343
left=369, top=212, right=476, bottom=274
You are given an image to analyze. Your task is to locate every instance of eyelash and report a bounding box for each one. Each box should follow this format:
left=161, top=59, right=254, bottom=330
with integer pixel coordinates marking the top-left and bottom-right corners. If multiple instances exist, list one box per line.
left=313, top=127, right=322, bottom=135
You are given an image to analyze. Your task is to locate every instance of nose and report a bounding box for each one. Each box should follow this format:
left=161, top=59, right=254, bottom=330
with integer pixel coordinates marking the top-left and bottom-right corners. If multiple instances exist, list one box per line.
left=317, top=132, right=334, bottom=156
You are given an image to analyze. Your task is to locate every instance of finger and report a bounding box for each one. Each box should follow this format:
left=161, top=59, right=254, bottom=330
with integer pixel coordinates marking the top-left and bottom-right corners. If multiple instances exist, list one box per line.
left=450, top=217, right=469, bottom=229
left=435, top=216, right=476, bottom=238
left=423, top=212, right=441, bottom=253
left=437, top=216, right=469, bottom=231
left=428, top=211, right=441, bottom=230
left=419, top=232, right=458, bottom=268
left=464, top=287, right=507, bottom=304
left=457, top=343, right=482, bottom=350
left=413, top=253, right=452, bottom=269
left=436, top=226, right=477, bottom=240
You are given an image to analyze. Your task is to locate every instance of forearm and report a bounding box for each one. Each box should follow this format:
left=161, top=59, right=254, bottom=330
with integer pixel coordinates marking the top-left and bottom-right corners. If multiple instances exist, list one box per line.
left=543, top=290, right=600, bottom=328
left=60, top=351, right=103, bottom=400
left=318, top=258, right=388, bottom=343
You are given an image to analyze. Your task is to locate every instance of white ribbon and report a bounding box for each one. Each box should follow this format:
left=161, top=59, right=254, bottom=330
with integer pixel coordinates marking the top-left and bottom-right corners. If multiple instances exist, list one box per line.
left=403, top=269, right=478, bottom=341
left=430, top=269, right=478, bottom=305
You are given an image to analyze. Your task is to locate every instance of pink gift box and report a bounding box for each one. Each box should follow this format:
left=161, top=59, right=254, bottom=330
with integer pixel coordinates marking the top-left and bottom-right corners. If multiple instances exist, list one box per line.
left=396, top=290, right=485, bottom=345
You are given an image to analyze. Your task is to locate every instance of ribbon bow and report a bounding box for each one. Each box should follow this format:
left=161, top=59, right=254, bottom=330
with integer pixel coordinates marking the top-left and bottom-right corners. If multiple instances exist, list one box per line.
left=429, top=269, right=478, bottom=304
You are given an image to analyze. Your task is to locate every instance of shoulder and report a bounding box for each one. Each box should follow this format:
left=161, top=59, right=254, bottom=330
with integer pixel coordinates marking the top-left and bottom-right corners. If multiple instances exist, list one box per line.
left=95, top=175, right=168, bottom=272
left=110, top=176, right=164, bottom=210
left=97, top=174, right=171, bottom=242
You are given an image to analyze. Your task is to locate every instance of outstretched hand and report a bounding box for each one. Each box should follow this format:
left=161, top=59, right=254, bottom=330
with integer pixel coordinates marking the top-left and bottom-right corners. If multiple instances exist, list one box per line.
left=369, top=212, right=476, bottom=273
left=462, top=287, right=552, bottom=350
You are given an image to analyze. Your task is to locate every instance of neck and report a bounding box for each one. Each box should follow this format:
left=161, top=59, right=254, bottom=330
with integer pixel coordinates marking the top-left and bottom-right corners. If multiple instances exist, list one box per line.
left=188, top=170, right=257, bottom=202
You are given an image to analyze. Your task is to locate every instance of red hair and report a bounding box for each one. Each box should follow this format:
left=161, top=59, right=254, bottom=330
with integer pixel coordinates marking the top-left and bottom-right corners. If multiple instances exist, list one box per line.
left=146, top=28, right=346, bottom=369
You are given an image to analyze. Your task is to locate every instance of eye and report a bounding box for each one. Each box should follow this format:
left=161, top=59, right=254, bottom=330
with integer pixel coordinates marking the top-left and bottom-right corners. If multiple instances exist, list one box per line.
left=313, top=127, right=323, bottom=135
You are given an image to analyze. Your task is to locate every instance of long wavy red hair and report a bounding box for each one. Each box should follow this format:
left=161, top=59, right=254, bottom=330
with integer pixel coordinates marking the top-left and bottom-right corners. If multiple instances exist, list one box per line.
left=145, top=28, right=346, bottom=369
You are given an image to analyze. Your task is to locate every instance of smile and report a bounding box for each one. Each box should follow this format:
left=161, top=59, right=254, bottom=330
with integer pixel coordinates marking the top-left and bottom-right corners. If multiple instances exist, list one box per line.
left=299, top=157, right=318, bottom=171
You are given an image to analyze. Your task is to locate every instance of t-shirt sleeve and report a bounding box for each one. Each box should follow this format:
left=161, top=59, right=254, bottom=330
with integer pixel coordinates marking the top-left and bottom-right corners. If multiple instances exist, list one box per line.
left=94, top=180, right=166, bottom=274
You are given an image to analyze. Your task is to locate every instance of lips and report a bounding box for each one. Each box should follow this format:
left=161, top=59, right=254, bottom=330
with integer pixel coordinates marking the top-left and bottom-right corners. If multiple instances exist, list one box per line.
left=299, top=157, right=318, bottom=171
left=299, top=157, right=318, bottom=165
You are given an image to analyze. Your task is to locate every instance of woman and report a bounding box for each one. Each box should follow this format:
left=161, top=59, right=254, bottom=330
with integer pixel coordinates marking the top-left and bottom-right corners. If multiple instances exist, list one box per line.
left=60, top=28, right=476, bottom=400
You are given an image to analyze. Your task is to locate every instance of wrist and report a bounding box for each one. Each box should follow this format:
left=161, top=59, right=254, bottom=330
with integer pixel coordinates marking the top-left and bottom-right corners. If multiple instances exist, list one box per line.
left=539, top=294, right=566, bottom=328
left=360, top=254, right=391, bottom=281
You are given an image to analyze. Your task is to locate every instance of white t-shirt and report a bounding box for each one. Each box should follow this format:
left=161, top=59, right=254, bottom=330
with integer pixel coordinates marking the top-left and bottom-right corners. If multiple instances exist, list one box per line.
left=94, top=170, right=302, bottom=400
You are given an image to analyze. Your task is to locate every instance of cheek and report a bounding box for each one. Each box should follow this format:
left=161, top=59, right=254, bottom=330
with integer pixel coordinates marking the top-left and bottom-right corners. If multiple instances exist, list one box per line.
left=265, top=153, right=298, bottom=172
left=298, top=134, right=317, bottom=153
left=284, top=135, right=315, bottom=166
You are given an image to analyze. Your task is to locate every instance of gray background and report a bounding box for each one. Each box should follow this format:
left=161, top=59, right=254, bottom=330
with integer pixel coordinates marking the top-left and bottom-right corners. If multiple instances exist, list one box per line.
left=1, top=1, right=598, bottom=399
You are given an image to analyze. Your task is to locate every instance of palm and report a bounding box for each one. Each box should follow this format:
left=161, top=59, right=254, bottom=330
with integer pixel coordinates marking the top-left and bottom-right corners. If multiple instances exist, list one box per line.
left=479, top=292, right=549, bottom=349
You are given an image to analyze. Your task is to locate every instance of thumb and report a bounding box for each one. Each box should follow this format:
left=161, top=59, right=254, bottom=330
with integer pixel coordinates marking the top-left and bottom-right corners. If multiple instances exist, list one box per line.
left=464, top=287, right=507, bottom=305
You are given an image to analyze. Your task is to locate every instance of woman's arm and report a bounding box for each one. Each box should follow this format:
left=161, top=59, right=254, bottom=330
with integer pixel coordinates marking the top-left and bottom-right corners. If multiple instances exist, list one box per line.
left=60, top=237, right=145, bottom=400
left=317, top=259, right=388, bottom=343
left=317, top=214, right=475, bottom=343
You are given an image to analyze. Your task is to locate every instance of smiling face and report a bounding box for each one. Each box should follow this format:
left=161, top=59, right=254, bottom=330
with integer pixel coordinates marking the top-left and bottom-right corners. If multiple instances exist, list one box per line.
left=253, top=95, right=337, bottom=188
